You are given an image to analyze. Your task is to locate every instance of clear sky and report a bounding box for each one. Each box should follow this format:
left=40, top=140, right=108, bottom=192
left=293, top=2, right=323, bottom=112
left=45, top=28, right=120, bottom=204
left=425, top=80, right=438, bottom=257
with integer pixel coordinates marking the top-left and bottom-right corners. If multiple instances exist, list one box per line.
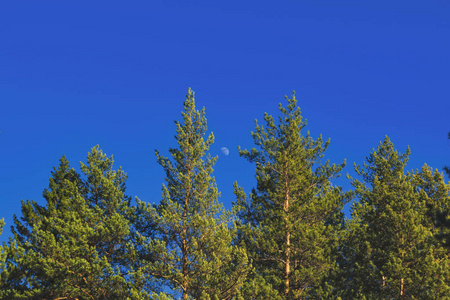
left=1, top=1, right=449, bottom=243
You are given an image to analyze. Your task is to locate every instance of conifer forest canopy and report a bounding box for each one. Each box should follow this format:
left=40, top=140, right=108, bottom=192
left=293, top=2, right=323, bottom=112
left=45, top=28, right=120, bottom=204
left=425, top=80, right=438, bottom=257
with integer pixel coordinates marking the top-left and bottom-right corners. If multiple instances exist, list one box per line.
left=0, top=89, right=449, bottom=299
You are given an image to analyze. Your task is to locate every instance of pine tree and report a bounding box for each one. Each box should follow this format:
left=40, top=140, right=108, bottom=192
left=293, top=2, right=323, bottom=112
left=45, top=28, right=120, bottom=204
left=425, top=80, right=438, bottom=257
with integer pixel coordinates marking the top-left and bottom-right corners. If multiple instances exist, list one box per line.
left=0, top=155, right=87, bottom=299
left=413, top=164, right=450, bottom=255
left=342, top=137, right=450, bottom=299
left=0, top=149, right=148, bottom=299
left=233, top=93, right=348, bottom=299
left=136, top=88, right=248, bottom=299
left=413, top=164, right=450, bottom=296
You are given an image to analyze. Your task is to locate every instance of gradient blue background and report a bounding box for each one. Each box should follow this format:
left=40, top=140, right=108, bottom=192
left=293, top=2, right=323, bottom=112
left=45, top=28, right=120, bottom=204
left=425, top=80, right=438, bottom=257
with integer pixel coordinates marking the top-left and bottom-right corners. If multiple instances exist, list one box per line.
left=1, top=1, right=449, bottom=243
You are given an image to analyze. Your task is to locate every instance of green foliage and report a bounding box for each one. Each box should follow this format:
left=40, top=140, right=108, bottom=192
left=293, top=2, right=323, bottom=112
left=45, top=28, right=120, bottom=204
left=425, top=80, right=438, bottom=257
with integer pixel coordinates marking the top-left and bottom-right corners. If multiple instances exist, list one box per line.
left=0, top=149, right=148, bottom=300
left=342, top=137, right=450, bottom=299
left=0, top=89, right=448, bottom=299
left=414, top=164, right=450, bottom=252
left=233, top=93, right=349, bottom=299
left=136, top=88, right=249, bottom=299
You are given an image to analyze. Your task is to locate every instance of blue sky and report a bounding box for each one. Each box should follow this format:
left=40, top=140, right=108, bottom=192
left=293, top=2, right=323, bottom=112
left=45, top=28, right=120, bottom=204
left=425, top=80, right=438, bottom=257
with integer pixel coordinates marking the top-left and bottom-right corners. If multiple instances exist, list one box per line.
left=1, top=1, right=449, bottom=243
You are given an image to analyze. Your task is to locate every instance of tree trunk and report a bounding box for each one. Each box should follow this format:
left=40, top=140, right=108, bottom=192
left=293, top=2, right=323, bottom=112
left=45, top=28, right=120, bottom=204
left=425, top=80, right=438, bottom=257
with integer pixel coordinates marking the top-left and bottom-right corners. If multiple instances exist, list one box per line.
left=284, top=177, right=291, bottom=298
left=182, top=182, right=190, bottom=300
left=400, top=210, right=404, bottom=299
left=182, top=160, right=193, bottom=300
left=285, top=230, right=290, bottom=297
left=182, top=208, right=188, bottom=300
left=400, top=277, right=404, bottom=298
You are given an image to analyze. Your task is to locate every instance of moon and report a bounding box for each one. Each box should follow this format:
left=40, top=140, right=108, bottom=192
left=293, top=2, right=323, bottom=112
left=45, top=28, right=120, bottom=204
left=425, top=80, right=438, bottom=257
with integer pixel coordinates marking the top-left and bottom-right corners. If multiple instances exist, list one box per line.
left=220, top=147, right=229, bottom=156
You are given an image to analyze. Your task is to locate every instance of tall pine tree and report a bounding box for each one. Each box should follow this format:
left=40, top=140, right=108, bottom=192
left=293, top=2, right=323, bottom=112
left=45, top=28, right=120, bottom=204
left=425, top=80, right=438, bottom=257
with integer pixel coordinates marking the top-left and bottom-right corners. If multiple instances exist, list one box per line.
left=136, top=88, right=248, bottom=299
left=233, top=93, right=348, bottom=299
left=342, top=137, right=450, bottom=299
left=0, top=149, right=147, bottom=299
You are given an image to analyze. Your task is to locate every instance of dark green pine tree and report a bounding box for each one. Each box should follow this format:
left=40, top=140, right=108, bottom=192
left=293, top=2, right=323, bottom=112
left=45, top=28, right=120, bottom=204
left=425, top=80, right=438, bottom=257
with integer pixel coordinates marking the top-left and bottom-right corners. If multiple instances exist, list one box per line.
left=0, top=155, right=87, bottom=299
left=233, top=93, right=348, bottom=299
left=136, top=89, right=249, bottom=300
left=0, top=149, right=148, bottom=299
left=79, top=146, right=149, bottom=298
left=342, top=137, right=450, bottom=299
